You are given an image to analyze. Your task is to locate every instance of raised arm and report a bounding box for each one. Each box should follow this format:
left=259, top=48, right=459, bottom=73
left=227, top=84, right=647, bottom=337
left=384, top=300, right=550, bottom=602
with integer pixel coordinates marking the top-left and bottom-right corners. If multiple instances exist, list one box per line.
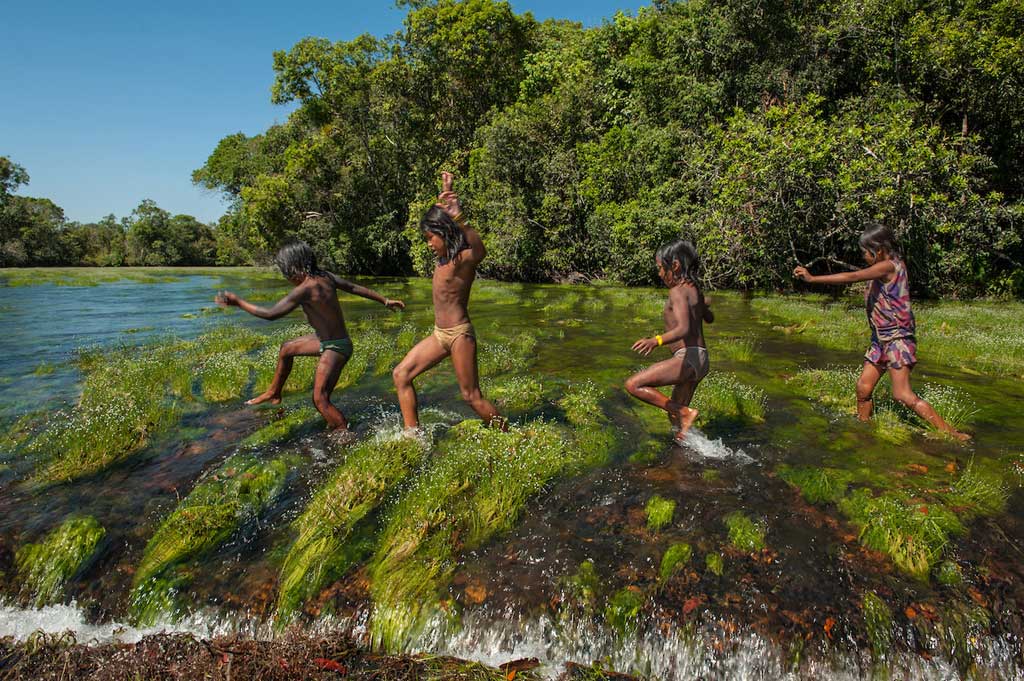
left=794, top=260, right=894, bottom=286
left=215, top=287, right=304, bottom=320
left=436, top=170, right=486, bottom=265
left=326, top=272, right=405, bottom=311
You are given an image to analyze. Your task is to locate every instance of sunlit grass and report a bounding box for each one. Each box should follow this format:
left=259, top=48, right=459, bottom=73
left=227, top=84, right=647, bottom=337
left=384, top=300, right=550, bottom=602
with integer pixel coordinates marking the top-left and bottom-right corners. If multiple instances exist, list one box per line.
left=645, top=495, right=675, bottom=532
left=241, top=407, right=321, bottom=448
left=724, top=511, right=766, bottom=552
left=690, top=373, right=767, bottom=427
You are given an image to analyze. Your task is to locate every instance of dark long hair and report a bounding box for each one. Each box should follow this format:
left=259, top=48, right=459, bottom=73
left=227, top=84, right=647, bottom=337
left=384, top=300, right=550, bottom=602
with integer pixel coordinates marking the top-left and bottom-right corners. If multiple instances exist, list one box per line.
left=656, top=239, right=701, bottom=286
left=274, top=241, right=325, bottom=279
left=420, top=206, right=466, bottom=263
left=858, top=223, right=899, bottom=259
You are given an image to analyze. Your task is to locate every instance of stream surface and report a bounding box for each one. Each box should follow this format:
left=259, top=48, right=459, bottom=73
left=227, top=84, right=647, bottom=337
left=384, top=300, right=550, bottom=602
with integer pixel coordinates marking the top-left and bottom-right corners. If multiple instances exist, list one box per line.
left=1, top=270, right=1022, bottom=679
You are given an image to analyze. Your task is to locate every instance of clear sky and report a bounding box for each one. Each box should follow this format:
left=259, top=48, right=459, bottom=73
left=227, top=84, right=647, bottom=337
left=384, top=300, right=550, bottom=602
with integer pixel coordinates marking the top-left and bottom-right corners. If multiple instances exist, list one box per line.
left=1, top=1, right=648, bottom=225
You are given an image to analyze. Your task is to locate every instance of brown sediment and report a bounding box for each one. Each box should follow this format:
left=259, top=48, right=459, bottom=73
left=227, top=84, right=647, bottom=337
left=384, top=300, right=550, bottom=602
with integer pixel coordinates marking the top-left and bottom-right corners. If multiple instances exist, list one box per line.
left=0, top=631, right=552, bottom=681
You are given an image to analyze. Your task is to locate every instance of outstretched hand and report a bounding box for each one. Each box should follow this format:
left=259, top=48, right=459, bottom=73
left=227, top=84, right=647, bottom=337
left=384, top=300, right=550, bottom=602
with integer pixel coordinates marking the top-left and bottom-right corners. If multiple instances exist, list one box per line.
left=215, top=290, right=239, bottom=307
left=384, top=298, right=406, bottom=312
left=793, top=265, right=812, bottom=282
left=632, top=337, right=659, bottom=356
left=436, top=171, right=463, bottom=220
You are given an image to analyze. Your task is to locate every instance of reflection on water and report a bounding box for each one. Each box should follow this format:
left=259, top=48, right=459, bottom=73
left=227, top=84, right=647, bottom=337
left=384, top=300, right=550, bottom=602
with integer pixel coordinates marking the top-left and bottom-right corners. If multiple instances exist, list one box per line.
left=1, top=272, right=1022, bottom=678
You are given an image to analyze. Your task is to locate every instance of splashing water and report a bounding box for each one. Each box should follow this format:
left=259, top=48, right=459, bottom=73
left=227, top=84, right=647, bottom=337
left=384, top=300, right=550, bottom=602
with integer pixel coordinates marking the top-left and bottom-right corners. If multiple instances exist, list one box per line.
left=679, top=428, right=753, bottom=463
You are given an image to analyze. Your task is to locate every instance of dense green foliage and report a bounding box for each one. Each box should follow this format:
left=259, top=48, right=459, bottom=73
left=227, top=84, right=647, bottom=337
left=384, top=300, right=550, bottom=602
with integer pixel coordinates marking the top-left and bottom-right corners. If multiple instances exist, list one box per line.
left=0, top=159, right=218, bottom=267
left=190, top=0, right=1023, bottom=296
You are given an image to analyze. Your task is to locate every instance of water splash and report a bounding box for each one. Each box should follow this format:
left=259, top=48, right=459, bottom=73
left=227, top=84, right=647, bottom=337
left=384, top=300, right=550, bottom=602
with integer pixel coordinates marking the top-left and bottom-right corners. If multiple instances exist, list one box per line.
left=679, top=429, right=753, bottom=463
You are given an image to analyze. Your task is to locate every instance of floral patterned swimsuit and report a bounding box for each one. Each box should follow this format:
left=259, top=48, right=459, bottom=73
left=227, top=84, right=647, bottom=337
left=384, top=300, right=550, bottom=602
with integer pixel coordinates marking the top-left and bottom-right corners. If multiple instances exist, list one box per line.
left=864, top=257, right=917, bottom=369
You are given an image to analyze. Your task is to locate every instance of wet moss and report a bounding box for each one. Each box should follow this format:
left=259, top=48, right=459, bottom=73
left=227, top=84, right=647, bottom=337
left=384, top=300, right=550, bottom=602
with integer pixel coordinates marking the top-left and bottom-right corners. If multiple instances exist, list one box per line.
left=934, top=560, right=964, bottom=586
left=132, top=453, right=295, bottom=622
left=659, top=543, right=692, bottom=582
left=557, top=381, right=606, bottom=427
left=15, top=516, right=105, bottom=607
left=705, top=552, right=724, bottom=576
left=276, top=435, right=428, bottom=621
left=724, top=511, right=766, bottom=553
left=241, top=407, right=321, bottom=448
left=645, top=495, right=675, bottom=533
left=861, top=591, right=893, bottom=660
left=562, top=560, right=601, bottom=606
left=777, top=465, right=853, bottom=504
left=604, top=587, right=645, bottom=635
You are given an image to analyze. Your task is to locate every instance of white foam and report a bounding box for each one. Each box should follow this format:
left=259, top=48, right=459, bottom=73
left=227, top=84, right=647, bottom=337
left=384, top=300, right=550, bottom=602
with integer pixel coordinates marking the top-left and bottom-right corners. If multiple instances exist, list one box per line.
left=679, top=429, right=753, bottom=463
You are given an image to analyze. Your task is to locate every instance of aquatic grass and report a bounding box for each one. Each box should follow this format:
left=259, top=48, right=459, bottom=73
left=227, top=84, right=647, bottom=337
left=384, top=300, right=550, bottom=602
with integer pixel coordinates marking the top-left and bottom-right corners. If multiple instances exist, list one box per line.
left=252, top=346, right=317, bottom=396
left=862, top=591, right=894, bottom=660
left=914, top=384, right=978, bottom=433
left=724, top=511, right=767, bottom=553
left=241, top=407, right=320, bottom=448
left=477, top=342, right=528, bottom=378
left=132, top=453, right=295, bottom=621
left=690, top=373, right=767, bottom=426
left=776, top=465, right=854, bottom=504
left=276, top=435, right=428, bottom=620
left=559, top=381, right=618, bottom=466
left=561, top=560, right=601, bottom=606
left=838, top=489, right=964, bottom=581
left=485, top=375, right=544, bottom=413
left=645, top=495, right=675, bottom=533
left=751, top=295, right=865, bottom=352
left=714, top=335, right=756, bottom=363
left=557, top=381, right=606, bottom=427
left=15, top=516, right=105, bottom=607
left=370, top=418, right=606, bottom=650
left=944, top=459, right=1009, bottom=517
left=198, top=350, right=254, bottom=402
left=659, top=543, right=692, bottom=582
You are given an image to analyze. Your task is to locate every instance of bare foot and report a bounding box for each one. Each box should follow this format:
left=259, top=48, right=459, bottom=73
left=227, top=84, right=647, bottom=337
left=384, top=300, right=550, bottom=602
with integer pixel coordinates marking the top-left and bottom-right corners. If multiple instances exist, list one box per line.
left=674, top=405, right=699, bottom=441
left=951, top=430, right=972, bottom=442
left=246, top=391, right=281, bottom=406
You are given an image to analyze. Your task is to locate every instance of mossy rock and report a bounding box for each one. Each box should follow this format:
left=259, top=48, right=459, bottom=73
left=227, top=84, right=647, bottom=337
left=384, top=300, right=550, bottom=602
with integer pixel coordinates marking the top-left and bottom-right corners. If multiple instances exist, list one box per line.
left=724, top=511, right=766, bottom=553
left=645, top=495, right=675, bottom=533
left=659, top=543, right=692, bottom=582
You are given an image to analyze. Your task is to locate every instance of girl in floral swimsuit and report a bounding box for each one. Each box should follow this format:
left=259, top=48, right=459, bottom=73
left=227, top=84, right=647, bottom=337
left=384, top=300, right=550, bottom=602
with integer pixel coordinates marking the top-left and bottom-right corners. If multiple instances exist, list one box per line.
left=794, top=224, right=970, bottom=441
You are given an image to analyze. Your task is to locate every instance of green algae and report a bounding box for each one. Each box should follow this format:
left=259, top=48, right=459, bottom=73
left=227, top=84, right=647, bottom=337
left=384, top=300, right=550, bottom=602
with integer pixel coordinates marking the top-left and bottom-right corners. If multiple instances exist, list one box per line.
left=604, top=587, right=645, bottom=635
left=645, top=495, right=675, bottom=533
left=275, top=435, right=428, bottom=621
left=562, top=560, right=601, bottom=607
left=659, top=543, right=692, bottom=582
left=724, top=511, right=766, bottom=553
left=862, top=591, right=893, bottom=660
left=839, top=489, right=963, bottom=581
left=944, top=459, right=1009, bottom=517
left=132, top=453, right=295, bottom=622
left=241, top=407, right=321, bottom=448
left=705, top=552, right=725, bottom=576
left=935, top=560, right=964, bottom=586
left=15, top=516, right=105, bottom=607
left=777, top=465, right=853, bottom=504
left=714, top=335, right=756, bottom=363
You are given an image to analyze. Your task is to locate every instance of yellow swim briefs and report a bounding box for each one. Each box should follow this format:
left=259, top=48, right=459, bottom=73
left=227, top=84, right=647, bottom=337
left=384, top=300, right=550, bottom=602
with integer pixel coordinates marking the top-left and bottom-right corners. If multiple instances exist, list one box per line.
left=433, top=322, right=475, bottom=353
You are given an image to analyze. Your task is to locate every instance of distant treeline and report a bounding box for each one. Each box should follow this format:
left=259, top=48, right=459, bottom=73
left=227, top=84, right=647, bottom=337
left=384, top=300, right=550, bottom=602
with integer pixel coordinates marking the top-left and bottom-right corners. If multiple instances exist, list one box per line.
left=0, top=159, right=221, bottom=267
left=190, top=0, right=1024, bottom=296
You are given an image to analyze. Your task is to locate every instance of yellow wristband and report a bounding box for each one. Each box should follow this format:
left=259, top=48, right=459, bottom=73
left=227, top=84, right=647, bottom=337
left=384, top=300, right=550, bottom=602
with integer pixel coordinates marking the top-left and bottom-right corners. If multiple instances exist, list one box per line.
left=656, top=335, right=663, bottom=346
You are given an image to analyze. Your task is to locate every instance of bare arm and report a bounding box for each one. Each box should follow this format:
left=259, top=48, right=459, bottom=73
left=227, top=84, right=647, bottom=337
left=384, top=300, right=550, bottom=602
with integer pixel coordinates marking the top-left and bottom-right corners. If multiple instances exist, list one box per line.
left=794, top=260, right=894, bottom=285
left=459, top=225, right=486, bottom=265
left=327, top=272, right=405, bottom=310
left=216, top=288, right=303, bottom=320
left=436, top=171, right=486, bottom=265
left=632, top=286, right=691, bottom=355
left=702, top=293, right=714, bottom=323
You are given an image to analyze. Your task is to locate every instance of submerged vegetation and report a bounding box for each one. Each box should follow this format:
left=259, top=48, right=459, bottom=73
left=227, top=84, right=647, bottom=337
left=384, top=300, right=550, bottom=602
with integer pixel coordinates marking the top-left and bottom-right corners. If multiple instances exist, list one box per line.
left=132, top=453, right=295, bottom=623
left=14, top=516, right=105, bottom=607
left=723, top=512, right=766, bottom=553
left=644, top=495, right=675, bottom=533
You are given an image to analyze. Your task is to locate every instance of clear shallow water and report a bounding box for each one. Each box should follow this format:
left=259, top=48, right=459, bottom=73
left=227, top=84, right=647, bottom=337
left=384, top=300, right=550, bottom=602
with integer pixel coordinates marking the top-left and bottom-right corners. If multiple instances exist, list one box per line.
left=1, top=270, right=1022, bottom=678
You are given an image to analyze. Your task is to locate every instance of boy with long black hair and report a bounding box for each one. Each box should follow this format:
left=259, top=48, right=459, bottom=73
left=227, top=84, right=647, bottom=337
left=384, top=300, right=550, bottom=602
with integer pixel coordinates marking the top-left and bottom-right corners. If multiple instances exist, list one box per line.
left=216, top=242, right=404, bottom=434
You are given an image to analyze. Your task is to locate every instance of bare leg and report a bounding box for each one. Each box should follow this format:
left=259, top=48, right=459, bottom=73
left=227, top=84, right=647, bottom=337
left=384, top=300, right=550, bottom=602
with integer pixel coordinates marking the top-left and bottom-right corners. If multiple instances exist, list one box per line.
left=450, top=334, right=506, bottom=430
left=670, top=380, right=699, bottom=437
left=625, top=357, right=697, bottom=439
left=855, top=362, right=883, bottom=421
left=392, top=335, right=449, bottom=429
left=248, top=334, right=319, bottom=405
left=888, top=366, right=971, bottom=441
left=313, top=349, right=349, bottom=431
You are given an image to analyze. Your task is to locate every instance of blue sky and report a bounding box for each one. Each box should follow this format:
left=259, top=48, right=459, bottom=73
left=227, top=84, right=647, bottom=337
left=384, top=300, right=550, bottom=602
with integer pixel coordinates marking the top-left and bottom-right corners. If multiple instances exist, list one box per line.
left=1, top=1, right=648, bottom=224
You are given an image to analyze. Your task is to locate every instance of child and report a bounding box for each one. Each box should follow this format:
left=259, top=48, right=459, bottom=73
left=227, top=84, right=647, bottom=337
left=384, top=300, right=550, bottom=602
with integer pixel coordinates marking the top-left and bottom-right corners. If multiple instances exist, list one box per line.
left=625, top=240, right=714, bottom=443
left=392, top=171, right=505, bottom=431
left=215, top=241, right=404, bottom=434
left=794, top=223, right=970, bottom=441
